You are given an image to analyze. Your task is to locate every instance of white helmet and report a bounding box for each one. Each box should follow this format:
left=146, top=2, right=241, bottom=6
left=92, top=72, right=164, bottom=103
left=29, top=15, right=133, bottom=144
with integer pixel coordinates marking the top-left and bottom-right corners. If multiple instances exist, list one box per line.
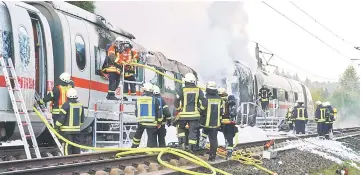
left=325, top=102, right=331, bottom=106
left=294, top=103, right=298, bottom=106
left=322, top=102, right=327, bottom=106
left=59, top=72, right=71, bottom=83
left=153, top=85, right=160, bottom=95
left=297, top=100, right=304, bottom=104
left=66, top=88, right=78, bottom=98
left=206, top=81, right=217, bottom=90
left=142, top=82, right=154, bottom=92
left=315, top=101, right=322, bottom=105
left=218, top=87, right=226, bottom=95
left=184, top=73, right=196, bottom=83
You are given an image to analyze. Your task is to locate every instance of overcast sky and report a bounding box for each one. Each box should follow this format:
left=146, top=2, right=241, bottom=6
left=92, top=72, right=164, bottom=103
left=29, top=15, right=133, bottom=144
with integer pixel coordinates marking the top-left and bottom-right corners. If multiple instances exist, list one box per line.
left=96, top=1, right=360, bottom=82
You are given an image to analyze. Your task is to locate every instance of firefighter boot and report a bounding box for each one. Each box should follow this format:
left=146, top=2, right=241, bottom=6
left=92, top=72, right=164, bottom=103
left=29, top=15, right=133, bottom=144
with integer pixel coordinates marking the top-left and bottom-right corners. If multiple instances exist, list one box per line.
left=106, top=93, right=119, bottom=100
left=208, top=153, right=216, bottom=162
left=226, top=150, right=233, bottom=160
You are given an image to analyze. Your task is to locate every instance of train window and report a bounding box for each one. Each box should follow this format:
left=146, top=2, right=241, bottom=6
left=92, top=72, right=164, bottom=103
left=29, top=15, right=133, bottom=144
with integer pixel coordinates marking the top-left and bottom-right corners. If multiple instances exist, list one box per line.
left=278, top=89, right=285, bottom=101
left=285, top=91, right=289, bottom=101
left=75, top=35, right=86, bottom=71
left=144, top=66, right=158, bottom=85
left=174, top=73, right=183, bottom=94
left=157, top=69, right=164, bottom=89
left=19, top=27, right=30, bottom=69
left=272, top=88, right=278, bottom=99
left=294, top=92, right=298, bottom=101
left=164, top=71, right=175, bottom=91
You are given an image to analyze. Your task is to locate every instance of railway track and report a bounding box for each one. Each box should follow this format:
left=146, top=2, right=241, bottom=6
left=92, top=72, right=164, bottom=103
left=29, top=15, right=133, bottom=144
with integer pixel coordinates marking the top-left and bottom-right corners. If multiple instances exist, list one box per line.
left=0, top=127, right=358, bottom=175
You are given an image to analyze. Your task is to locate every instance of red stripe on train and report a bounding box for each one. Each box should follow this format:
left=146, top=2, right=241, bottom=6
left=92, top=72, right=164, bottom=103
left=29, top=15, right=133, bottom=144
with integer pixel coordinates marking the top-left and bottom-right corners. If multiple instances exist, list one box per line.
left=0, top=76, right=35, bottom=89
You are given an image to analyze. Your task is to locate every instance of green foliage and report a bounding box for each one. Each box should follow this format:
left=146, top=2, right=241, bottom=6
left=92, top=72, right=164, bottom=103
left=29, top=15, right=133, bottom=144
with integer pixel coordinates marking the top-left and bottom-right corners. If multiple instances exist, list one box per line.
left=310, top=161, right=360, bottom=175
left=67, top=1, right=95, bottom=13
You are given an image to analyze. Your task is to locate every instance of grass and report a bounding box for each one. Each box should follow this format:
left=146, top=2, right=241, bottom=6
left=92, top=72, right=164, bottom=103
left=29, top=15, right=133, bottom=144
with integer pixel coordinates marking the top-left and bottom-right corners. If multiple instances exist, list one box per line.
left=310, top=161, right=360, bottom=175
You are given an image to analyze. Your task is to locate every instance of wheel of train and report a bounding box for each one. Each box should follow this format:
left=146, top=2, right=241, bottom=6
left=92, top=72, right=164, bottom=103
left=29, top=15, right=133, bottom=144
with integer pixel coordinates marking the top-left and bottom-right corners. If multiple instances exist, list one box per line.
left=0, top=122, right=15, bottom=141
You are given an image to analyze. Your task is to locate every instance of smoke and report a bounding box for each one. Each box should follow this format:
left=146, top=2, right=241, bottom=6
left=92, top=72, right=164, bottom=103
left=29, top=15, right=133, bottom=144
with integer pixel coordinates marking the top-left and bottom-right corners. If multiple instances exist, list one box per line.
left=197, top=1, right=256, bottom=86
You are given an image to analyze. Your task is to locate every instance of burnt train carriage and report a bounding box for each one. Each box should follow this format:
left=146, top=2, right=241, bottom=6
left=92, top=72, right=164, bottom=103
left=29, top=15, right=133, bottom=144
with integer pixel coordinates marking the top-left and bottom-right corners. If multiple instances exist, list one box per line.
left=0, top=1, right=198, bottom=146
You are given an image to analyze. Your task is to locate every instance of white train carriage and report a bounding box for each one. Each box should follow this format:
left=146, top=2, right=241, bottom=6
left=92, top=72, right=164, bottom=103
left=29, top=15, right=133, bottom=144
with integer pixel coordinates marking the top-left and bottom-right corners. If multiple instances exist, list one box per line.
left=0, top=1, right=198, bottom=145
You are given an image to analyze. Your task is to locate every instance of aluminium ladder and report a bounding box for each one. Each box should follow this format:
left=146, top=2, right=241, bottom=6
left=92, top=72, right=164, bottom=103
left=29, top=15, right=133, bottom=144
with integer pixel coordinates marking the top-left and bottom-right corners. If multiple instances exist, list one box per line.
left=34, top=92, right=64, bottom=156
left=0, top=56, right=41, bottom=159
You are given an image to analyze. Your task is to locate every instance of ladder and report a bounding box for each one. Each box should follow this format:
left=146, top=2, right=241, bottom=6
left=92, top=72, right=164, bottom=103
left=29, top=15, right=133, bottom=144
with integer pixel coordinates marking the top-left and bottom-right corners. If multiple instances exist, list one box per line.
left=34, top=92, right=64, bottom=156
left=0, top=56, right=41, bottom=159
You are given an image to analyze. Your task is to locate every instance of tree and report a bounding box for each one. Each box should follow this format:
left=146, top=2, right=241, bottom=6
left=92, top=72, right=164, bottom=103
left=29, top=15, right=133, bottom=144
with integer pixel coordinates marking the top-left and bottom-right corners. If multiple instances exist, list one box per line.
left=67, top=1, right=95, bottom=13
left=304, top=77, right=311, bottom=87
left=339, top=65, right=360, bottom=92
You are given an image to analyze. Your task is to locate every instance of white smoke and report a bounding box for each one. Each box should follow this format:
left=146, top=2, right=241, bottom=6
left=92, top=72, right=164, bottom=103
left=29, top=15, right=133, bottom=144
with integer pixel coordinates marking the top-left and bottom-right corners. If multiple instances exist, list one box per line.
left=197, top=1, right=256, bottom=86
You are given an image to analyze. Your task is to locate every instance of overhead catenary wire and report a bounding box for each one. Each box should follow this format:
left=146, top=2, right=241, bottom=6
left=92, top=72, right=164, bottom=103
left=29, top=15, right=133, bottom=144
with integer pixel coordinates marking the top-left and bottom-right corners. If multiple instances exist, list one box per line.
left=290, top=1, right=360, bottom=51
left=254, top=41, right=338, bottom=81
left=261, top=1, right=357, bottom=61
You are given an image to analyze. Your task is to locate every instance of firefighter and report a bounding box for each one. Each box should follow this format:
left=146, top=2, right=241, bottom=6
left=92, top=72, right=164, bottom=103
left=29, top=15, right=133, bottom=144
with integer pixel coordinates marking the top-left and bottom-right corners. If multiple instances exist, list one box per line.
left=153, top=85, right=171, bottom=147
left=54, top=88, right=84, bottom=155
left=285, top=106, right=294, bottom=131
left=314, top=101, right=326, bottom=137
left=103, top=37, right=126, bottom=100
left=324, top=102, right=335, bottom=139
left=121, top=40, right=139, bottom=96
left=258, top=85, right=272, bottom=112
left=175, top=73, right=206, bottom=151
left=200, top=81, right=222, bottom=161
left=292, top=100, right=308, bottom=134
left=218, top=88, right=238, bottom=159
left=38, top=72, right=74, bottom=125
left=131, top=82, right=162, bottom=148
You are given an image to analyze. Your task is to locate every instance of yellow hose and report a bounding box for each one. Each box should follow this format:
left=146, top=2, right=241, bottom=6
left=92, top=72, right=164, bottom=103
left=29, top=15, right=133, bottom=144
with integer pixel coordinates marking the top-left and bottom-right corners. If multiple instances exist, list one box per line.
left=33, top=107, right=231, bottom=175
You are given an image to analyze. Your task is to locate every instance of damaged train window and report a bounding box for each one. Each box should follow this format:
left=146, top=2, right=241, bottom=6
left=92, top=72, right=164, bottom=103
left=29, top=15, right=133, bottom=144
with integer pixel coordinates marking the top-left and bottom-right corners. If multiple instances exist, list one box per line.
left=75, top=35, right=86, bottom=71
left=19, top=27, right=30, bottom=69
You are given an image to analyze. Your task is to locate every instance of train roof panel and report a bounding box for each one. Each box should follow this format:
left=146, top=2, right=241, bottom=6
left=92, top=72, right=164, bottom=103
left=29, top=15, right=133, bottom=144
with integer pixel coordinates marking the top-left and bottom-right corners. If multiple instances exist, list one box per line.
left=43, top=1, right=136, bottom=39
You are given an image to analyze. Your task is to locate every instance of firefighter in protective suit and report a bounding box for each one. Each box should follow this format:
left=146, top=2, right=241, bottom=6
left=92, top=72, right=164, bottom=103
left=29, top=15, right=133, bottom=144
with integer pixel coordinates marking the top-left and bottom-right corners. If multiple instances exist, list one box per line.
left=314, top=101, right=326, bottom=137
left=153, top=85, right=172, bottom=147
left=292, top=100, right=308, bottom=134
left=55, top=88, right=84, bottom=155
left=324, top=102, right=335, bottom=139
left=175, top=73, right=206, bottom=151
left=200, top=81, right=222, bottom=161
left=38, top=72, right=74, bottom=125
left=121, top=40, right=139, bottom=96
left=218, top=88, right=238, bottom=159
left=103, top=37, right=125, bottom=100
left=131, top=83, right=162, bottom=148
left=258, top=85, right=272, bottom=112
left=285, top=106, right=294, bottom=130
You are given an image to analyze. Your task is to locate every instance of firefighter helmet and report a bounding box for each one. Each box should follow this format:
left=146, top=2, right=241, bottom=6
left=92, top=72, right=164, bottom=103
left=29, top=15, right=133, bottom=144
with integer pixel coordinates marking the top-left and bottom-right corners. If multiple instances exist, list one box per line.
left=142, top=82, right=154, bottom=92
left=218, top=87, right=226, bottom=95
left=184, top=73, right=196, bottom=83
left=206, top=81, right=217, bottom=90
left=153, top=85, right=160, bottom=95
left=325, top=101, right=331, bottom=106
left=66, top=88, right=78, bottom=99
left=59, top=72, right=71, bottom=83
left=315, top=101, right=322, bottom=105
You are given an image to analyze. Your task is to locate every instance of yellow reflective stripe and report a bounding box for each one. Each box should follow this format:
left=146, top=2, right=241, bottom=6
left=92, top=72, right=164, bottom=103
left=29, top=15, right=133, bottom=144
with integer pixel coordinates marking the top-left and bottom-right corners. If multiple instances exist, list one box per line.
left=60, top=128, right=81, bottom=132
left=320, top=108, right=326, bottom=120
left=40, top=100, right=45, bottom=104
left=60, top=126, right=80, bottom=129
left=201, top=133, right=208, bottom=137
left=157, top=118, right=163, bottom=122
left=132, top=140, right=140, bottom=145
left=69, top=103, right=83, bottom=127
left=140, top=123, right=158, bottom=126
left=56, top=121, right=63, bottom=126
left=189, top=140, right=197, bottom=145
left=49, top=91, right=54, bottom=98
left=61, top=109, right=67, bottom=114
left=178, top=133, right=185, bottom=137
left=133, top=137, right=140, bottom=142
left=64, top=143, right=68, bottom=156
left=226, top=147, right=233, bottom=150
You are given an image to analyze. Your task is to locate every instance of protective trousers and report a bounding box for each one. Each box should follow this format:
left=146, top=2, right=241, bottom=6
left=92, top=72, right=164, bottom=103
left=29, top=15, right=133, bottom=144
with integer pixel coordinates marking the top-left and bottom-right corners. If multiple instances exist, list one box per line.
left=288, top=122, right=294, bottom=130
left=178, top=120, right=199, bottom=146
left=52, top=114, right=60, bottom=126
left=203, top=128, right=218, bottom=158
left=317, top=122, right=325, bottom=136
left=157, top=125, right=167, bottom=147
left=295, top=120, right=306, bottom=134
left=108, top=72, right=120, bottom=96
left=324, top=123, right=333, bottom=139
left=61, top=133, right=81, bottom=155
left=261, top=101, right=269, bottom=111
left=223, top=124, right=237, bottom=149
left=131, top=124, right=145, bottom=148
left=123, top=75, right=136, bottom=95
left=131, top=124, right=158, bottom=148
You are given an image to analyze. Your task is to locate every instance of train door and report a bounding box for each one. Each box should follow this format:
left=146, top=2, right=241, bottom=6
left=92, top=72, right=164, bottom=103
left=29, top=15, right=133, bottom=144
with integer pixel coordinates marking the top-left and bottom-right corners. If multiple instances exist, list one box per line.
left=66, top=16, right=91, bottom=107
left=3, top=2, right=36, bottom=110
left=300, top=84, right=308, bottom=108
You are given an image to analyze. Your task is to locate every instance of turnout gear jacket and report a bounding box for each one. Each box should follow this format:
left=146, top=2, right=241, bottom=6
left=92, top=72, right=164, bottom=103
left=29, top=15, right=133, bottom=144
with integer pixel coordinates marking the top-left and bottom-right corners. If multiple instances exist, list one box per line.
left=292, top=105, right=308, bottom=120
left=154, top=94, right=172, bottom=125
left=39, top=81, right=74, bottom=115
left=135, top=92, right=162, bottom=128
left=325, top=106, right=335, bottom=123
left=55, top=99, right=85, bottom=132
left=220, top=95, right=237, bottom=124
left=258, top=87, right=272, bottom=102
left=285, top=107, right=294, bottom=123
left=201, top=88, right=223, bottom=128
left=175, top=82, right=206, bottom=120
left=315, top=105, right=326, bottom=122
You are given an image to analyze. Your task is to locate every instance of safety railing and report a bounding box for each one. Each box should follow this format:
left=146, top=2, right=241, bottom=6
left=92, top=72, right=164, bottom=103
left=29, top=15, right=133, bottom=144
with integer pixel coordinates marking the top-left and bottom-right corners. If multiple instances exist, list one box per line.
left=239, top=101, right=257, bottom=127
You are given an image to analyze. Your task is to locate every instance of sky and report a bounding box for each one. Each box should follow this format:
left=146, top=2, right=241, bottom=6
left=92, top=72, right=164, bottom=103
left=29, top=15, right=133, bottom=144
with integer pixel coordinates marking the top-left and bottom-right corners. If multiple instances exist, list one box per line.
left=96, top=1, right=361, bottom=83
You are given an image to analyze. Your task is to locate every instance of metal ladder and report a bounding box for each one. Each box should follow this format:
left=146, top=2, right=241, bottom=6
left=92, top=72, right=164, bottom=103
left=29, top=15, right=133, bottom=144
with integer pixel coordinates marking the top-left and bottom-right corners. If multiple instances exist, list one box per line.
left=256, top=99, right=280, bottom=131
left=0, top=56, right=41, bottom=159
left=34, top=92, right=64, bottom=156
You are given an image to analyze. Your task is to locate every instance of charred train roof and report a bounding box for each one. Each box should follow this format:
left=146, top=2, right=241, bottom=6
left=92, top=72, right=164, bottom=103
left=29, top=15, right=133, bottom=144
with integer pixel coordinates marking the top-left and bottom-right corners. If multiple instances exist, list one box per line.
left=28, top=1, right=136, bottom=39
